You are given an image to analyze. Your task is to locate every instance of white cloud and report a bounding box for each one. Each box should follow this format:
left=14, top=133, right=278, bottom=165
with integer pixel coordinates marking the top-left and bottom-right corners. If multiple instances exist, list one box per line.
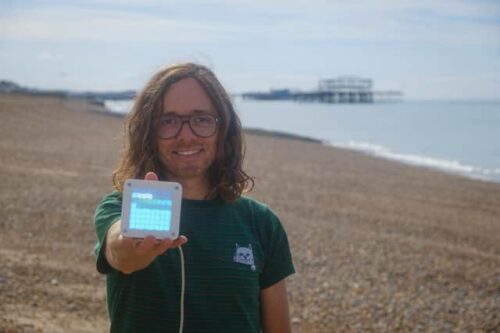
left=1, top=0, right=498, bottom=98
left=1, top=1, right=498, bottom=46
left=0, top=7, right=235, bottom=42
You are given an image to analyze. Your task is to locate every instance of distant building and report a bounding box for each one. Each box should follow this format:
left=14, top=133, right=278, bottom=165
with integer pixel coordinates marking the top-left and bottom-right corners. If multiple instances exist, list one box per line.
left=319, top=76, right=373, bottom=93
left=242, top=76, right=402, bottom=103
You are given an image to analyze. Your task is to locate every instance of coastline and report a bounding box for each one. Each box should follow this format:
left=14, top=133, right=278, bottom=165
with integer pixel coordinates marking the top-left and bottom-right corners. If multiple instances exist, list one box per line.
left=104, top=97, right=500, bottom=184
left=1, top=94, right=499, bottom=332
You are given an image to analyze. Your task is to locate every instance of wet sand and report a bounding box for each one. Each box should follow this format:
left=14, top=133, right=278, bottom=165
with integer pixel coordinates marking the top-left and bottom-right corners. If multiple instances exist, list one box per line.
left=1, top=94, right=499, bottom=332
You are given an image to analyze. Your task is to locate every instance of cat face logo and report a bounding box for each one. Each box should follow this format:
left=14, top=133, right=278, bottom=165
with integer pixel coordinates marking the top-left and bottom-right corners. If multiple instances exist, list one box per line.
left=233, top=243, right=256, bottom=271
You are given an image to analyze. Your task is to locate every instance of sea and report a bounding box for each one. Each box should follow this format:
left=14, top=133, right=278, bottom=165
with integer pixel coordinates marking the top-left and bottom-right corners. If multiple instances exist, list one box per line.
left=104, top=98, right=500, bottom=184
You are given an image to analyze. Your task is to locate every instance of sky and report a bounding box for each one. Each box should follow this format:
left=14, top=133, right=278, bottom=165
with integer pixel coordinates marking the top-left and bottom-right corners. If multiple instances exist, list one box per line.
left=0, top=0, right=499, bottom=100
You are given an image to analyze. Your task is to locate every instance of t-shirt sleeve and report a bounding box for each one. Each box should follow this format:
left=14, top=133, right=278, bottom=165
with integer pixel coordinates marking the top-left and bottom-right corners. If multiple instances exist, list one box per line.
left=258, top=206, right=295, bottom=289
left=93, top=191, right=123, bottom=274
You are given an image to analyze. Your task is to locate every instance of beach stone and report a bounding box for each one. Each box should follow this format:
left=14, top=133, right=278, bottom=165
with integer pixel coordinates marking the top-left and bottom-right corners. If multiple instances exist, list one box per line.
left=2, top=94, right=500, bottom=332
left=67, top=302, right=78, bottom=312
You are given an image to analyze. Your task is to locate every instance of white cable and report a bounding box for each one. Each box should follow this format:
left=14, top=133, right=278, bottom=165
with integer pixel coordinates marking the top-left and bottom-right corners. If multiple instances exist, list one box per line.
left=178, top=246, right=185, bottom=333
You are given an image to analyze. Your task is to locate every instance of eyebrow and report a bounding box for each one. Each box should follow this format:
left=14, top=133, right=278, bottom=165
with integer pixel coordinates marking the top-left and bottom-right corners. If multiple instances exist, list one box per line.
left=162, top=109, right=215, bottom=116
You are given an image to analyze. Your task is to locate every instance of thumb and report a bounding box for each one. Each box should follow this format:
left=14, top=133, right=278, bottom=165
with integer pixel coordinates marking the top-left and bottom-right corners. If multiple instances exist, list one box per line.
left=144, top=171, right=159, bottom=181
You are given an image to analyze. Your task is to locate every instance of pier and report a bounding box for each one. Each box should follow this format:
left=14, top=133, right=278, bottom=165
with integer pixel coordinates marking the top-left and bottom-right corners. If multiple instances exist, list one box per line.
left=242, top=76, right=403, bottom=103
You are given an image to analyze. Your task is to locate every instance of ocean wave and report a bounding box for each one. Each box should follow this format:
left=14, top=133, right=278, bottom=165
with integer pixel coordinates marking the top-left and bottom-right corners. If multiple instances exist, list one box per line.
left=104, top=100, right=133, bottom=114
left=330, top=141, right=500, bottom=182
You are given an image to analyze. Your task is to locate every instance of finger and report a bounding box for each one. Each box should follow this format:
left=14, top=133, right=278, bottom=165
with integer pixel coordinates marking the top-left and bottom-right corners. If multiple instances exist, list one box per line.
left=154, top=236, right=187, bottom=255
left=135, top=236, right=157, bottom=254
left=154, top=238, right=175, bottom=255
left=172, top=235, right=188, bottom=248
left=120, top=235, right=136, bottom=247
left=144, top=172, right=159, bottom=181
left=143, top=235, right=158, bottom=247
left=132, top=238, right=143, bottom=249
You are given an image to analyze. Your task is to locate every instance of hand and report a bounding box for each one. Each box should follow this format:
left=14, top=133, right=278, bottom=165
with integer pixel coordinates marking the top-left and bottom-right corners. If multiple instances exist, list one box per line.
left=104, top=171, right=188, bottom=274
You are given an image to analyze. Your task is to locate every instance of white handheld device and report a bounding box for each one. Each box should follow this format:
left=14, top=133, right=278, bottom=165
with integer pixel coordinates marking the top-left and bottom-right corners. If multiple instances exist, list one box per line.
left=121, top=179, right=182, bottom=239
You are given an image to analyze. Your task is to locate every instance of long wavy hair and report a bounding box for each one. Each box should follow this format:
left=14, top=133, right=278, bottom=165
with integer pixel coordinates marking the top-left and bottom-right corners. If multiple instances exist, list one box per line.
left=112, top=62, right=254, bottom=201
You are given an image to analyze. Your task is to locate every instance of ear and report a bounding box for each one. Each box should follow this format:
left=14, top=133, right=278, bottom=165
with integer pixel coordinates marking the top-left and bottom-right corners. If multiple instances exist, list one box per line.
left=248, top=244, right=252, bottom=250
left=235, top=243, right=239, bottom=248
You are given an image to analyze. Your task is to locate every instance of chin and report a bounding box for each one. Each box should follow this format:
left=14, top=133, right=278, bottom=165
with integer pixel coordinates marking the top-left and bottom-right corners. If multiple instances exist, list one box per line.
left=169, top=167, right=208, bottom=180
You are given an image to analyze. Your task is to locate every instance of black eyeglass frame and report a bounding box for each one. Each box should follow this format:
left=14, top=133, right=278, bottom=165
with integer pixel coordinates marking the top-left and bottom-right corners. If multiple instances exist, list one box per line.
left=157, top=114, right=220, bottom=140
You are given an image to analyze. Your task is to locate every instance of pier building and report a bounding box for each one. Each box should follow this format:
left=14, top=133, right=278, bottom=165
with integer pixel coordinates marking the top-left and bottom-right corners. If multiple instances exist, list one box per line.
left=242, top=76, right=402, bottom=103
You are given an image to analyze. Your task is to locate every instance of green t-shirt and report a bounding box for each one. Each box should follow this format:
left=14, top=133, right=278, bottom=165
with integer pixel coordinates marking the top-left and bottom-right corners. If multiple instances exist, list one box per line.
left=94, top=192, right=295, bottom=333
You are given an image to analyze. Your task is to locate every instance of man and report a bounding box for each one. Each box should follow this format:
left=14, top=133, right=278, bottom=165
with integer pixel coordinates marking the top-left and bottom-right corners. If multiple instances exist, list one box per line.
left=94, top=63, right=295, bottom=332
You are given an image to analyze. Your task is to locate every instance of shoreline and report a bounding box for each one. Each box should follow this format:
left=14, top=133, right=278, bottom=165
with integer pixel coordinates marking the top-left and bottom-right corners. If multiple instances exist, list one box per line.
left=327, top=141, right=500, bottom=185
left=99, top=98, right=500, bottom=185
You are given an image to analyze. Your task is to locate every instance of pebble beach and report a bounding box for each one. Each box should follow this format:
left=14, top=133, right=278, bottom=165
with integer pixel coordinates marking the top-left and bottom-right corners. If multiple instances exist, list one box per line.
left=0, top=94, right=499, bottom=332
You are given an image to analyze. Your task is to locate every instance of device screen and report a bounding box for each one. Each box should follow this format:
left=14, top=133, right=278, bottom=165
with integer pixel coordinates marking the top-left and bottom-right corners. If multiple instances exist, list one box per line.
left=129, top=190, right=172, bottom=231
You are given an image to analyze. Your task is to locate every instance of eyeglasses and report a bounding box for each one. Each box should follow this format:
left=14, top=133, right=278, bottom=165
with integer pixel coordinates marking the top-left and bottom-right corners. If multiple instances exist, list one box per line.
left=157, top=114, right=220, bottom=139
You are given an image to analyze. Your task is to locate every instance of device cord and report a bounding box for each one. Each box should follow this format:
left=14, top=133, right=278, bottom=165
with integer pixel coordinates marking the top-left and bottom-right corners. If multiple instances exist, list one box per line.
left=178, top=246, right=185, bottom=333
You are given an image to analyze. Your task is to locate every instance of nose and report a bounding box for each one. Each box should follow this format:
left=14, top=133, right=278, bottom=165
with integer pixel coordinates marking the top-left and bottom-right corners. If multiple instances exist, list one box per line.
left=176, top=119, right=197, bottom=140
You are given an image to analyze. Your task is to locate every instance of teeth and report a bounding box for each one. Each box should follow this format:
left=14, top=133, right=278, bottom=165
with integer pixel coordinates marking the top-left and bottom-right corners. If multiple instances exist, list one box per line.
left=176, top=150, right=199, bottom=156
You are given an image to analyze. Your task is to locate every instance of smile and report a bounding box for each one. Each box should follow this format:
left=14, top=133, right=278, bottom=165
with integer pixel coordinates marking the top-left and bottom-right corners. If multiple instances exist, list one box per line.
left=174, top=149, right=203, bottom=156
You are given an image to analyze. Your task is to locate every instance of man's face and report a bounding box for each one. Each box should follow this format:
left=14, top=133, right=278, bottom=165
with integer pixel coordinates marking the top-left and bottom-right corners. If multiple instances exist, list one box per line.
left=156, top=78, right=219, bottom=182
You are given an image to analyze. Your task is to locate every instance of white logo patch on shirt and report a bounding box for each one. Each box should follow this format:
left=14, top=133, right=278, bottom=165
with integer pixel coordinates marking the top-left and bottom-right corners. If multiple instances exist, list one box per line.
left=233, top=243, right=256, bottom=271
